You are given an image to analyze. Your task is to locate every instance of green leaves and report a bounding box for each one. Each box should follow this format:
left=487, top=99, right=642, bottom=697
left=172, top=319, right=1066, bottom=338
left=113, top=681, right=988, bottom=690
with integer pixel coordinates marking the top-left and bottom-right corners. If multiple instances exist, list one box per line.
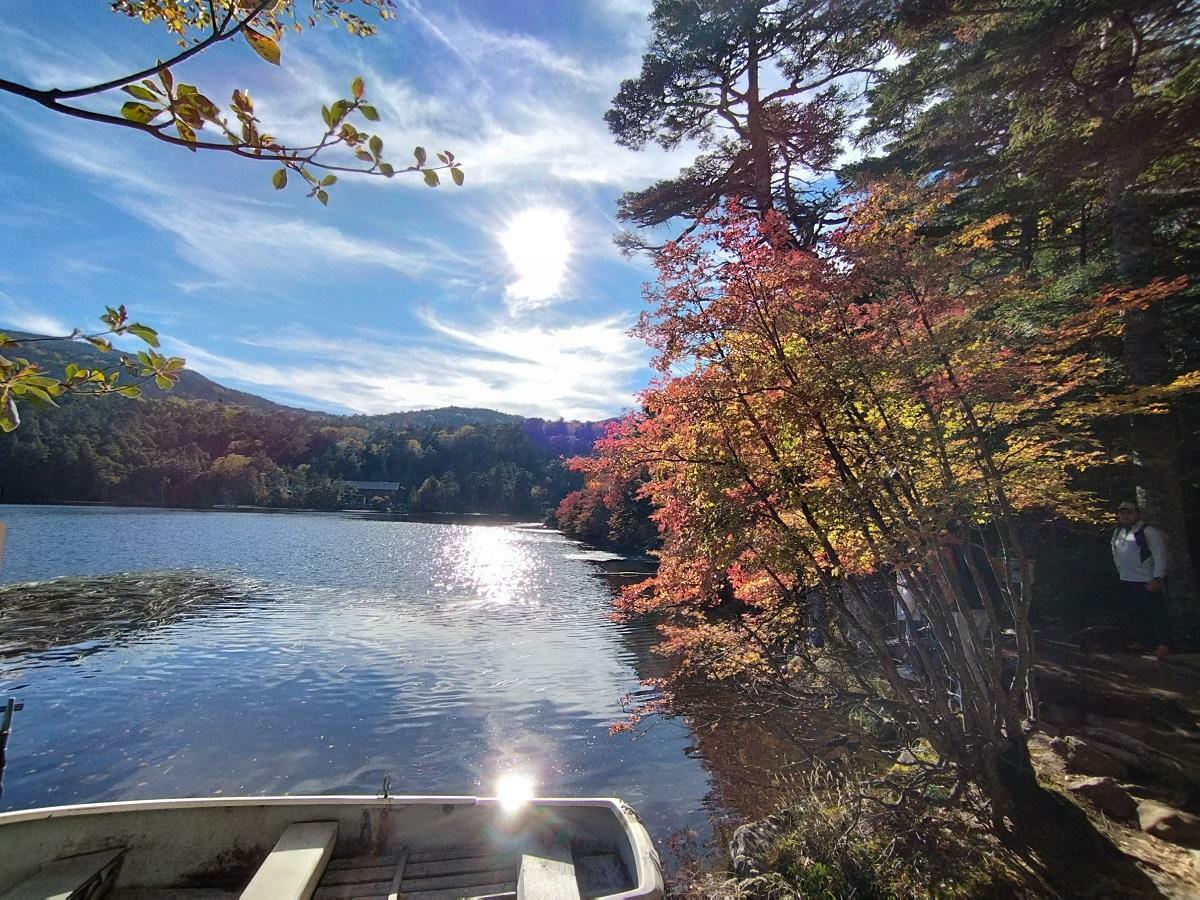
left=0, top=396, right=19, bottom=433
left=122, top=84, right=157, bottom=102
left=87, top=19, right=463, bottom=205
left=127, top=324, right=160, bottom=347
left=244, top=27, right=281, bottom=65
left=0, top=307, right=190, bottom=434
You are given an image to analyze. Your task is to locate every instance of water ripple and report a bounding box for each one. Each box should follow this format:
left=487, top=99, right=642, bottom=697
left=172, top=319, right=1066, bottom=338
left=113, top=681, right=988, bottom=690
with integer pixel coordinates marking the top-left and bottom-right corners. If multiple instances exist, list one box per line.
left=0, top=508, right=712, bottom=846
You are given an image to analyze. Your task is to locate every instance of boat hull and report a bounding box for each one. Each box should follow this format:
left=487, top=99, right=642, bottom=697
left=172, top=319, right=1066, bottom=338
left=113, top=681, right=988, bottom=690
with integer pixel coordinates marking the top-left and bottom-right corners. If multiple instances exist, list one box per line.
left=0, top=795, right=664, bottom=898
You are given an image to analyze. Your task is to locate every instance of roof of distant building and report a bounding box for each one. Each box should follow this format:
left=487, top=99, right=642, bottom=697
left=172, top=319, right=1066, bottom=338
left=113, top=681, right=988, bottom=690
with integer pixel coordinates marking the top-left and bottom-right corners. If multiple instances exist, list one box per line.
left=345, top=480, right=402, bottom=492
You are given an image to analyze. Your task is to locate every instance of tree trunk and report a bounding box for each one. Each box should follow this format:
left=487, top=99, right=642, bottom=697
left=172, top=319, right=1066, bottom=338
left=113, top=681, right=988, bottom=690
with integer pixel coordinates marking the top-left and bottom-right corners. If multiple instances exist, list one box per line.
left=1018, top=211, right=1037, bottom=272
left=1108, top=172, right=1197, bottom=604
left=744, top=39, right=774, bottom=221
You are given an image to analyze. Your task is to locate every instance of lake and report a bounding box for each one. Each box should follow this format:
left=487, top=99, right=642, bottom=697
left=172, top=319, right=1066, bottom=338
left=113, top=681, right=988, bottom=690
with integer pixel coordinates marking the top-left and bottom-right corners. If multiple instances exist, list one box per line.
left=0, top=505, right=726, bottom=849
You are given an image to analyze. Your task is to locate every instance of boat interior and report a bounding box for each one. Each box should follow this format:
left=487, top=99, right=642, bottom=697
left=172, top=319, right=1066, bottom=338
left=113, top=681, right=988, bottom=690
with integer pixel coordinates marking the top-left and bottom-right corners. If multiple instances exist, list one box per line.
left=0, top=796, right=661, bottom=900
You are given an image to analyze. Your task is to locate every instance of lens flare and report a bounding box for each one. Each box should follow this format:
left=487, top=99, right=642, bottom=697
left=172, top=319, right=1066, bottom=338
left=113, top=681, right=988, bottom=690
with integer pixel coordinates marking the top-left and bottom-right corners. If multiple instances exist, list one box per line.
left=495, top=772, right=536, bottom=813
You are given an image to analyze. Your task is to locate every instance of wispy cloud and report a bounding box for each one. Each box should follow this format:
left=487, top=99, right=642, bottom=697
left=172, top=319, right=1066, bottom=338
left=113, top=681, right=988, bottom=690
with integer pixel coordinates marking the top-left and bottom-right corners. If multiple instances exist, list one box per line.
left=0, top=291, right=69, bottom=335
left=8, top=115, right=472, bottom=293
left=170, top=313, right=646, bottom=420
left=0, top=21, right=129, bottom=91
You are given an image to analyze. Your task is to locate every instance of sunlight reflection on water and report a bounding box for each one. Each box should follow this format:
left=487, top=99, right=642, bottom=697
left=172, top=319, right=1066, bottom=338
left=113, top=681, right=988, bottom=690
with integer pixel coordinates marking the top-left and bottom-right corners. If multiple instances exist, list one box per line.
left=435, top=525, right=541, bottom=608
left=0, top=506, right=714, bottom=847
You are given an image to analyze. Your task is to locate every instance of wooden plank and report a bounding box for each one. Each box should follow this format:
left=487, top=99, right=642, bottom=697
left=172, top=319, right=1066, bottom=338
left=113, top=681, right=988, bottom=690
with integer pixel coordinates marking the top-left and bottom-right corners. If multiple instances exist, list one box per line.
left=402, top=855, right=516, bottom=879
left=326, top=857, right=398, bottom=872
left=516, top=836, right=579, bottom=900
left=312, top=885, right=389, bottom=899
left=385, top=849, right=408, bottom=900
left=406, top=846, right=493, bottom=865
left=401, top=868, right=515, bottom=893
left=401, top=883, right=516, bottom=900
left=1, top=848, right=124, bottom=900
left=320, top=866, right=394, bottom=886
left=240, top=821, right=338, bottom=900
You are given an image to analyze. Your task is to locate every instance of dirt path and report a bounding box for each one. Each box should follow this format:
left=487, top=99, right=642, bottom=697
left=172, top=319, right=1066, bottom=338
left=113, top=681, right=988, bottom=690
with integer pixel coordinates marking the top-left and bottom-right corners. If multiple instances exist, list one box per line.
left=1031, top=639, right=1200, bottom=896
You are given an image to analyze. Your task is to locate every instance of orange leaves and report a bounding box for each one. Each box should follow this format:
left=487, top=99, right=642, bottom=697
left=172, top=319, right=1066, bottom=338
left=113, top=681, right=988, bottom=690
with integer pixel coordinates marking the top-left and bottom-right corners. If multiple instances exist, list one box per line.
left=581, top=182, right=1146, bottom=681
left=954, top=213, right=1013, bottom=251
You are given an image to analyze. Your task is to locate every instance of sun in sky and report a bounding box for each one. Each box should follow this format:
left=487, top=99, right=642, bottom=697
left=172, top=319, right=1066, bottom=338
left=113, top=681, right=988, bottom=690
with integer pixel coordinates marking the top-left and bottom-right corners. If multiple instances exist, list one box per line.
left=0, top=3, right=667, bottom=420
left=499, top=207, right=573, bottom=310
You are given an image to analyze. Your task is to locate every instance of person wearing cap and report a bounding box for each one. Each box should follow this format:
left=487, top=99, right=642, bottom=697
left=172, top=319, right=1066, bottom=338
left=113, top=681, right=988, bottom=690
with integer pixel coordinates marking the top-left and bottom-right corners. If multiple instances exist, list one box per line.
left=1111, top=501, right=1170, bottom=652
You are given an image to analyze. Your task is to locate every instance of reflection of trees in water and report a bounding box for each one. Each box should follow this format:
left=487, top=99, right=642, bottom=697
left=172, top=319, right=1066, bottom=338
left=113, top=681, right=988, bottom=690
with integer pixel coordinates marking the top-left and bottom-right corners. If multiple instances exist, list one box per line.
left=670, top=684, right=872, bottom=824
left=0, top=572, right=245, bottom=666
left=595, top=562, right=868, bottom=827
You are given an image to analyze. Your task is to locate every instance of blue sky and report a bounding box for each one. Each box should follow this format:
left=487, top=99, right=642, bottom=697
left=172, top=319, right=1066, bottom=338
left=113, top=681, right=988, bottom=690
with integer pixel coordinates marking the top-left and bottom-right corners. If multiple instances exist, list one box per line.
left=0, top=1, right=696, bottom=420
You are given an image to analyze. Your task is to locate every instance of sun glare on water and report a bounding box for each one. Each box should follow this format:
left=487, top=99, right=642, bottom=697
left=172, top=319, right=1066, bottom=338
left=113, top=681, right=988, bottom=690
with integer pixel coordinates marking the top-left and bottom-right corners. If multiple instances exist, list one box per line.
left=499, top=207, right=572, bottom=307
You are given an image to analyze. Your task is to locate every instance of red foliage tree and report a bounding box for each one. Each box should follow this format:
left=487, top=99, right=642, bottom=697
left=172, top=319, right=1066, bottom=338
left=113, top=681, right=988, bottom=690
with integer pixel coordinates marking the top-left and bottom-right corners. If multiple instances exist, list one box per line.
left=582, top=185, right=1196, bottom=827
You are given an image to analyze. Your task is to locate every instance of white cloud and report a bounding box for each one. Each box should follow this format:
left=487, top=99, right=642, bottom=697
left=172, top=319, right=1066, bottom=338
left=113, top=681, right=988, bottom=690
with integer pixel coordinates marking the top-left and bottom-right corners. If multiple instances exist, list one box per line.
left=288, top=8, right=696, bottom=190
left=169, top=313, right=646, bottom=420
left=11, top=117, right=471, bottom=292
left=0, top=291, right=69, bottom=335
left=0, top=21, right=129, bottom=91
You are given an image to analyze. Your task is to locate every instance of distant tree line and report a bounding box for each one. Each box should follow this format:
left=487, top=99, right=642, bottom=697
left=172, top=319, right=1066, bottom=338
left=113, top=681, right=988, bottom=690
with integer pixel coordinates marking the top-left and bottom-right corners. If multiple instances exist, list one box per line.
left=0, top=394, right=604, bottom=515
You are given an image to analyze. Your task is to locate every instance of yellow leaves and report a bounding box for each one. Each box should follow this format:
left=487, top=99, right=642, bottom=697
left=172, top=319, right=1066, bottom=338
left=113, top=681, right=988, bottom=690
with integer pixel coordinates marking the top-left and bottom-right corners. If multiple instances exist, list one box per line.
left=120, top=101, right=162, bottom=124
left=244, top=26, right=281, bottom=65
left=955, top=213, right=1012, bottom=250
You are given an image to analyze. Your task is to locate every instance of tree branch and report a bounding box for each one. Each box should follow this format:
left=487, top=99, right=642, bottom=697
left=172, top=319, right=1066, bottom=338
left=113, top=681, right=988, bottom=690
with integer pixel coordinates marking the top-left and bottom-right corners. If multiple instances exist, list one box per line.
left=39, top=0, right=272, bottom=100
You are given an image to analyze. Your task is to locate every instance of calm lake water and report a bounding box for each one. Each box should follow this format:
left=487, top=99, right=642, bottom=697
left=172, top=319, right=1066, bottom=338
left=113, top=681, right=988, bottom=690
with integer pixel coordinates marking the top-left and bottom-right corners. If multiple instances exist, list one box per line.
left=0, top=505, right=723, bottom=847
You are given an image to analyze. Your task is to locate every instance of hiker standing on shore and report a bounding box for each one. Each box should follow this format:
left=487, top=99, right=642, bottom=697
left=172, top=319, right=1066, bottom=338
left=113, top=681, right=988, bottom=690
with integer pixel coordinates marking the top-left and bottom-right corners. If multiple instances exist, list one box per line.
left=1111, top=501, right=1170, bottom=653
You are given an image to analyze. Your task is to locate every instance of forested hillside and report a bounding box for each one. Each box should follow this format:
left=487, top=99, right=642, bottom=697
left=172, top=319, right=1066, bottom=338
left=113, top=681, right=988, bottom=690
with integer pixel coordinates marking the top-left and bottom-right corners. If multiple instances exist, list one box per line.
left=0, top=336, right=604, bottom=513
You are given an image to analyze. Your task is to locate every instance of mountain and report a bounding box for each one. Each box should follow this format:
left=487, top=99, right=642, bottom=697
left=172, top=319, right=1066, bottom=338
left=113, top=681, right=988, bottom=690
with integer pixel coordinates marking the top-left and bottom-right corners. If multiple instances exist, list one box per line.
left=0, top=331, right=608, bottom=513
left=2, top=331, right=301, bottom=415
left=346, top=407, right=524, bottom=430
left=1, top=332, right=539, bottom=430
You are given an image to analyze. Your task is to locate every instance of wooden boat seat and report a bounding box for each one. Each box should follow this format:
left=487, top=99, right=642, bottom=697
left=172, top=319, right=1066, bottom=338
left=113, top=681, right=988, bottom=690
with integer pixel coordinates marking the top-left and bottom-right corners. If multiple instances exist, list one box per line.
left=240, top=822, right=338, bottom=900
left=0, top=847, right=125, bottom=900
left=515, top=836, right=580, bottom=900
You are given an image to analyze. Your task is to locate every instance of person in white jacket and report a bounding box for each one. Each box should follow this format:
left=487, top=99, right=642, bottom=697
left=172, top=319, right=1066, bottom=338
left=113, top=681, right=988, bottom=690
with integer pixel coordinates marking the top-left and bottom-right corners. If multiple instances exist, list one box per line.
left=1111, top=501, right=1170, bottom=652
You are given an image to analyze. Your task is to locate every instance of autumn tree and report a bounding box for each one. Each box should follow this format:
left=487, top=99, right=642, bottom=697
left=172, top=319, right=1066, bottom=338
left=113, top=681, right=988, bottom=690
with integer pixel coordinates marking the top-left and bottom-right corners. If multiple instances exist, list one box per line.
left=0, top=1, right=464, bottom=202
left=578, top=189, right=1196, bottom=840
left=606, top=0, right=885, bottom=249
left=859, top=0, right=1200, bottom=597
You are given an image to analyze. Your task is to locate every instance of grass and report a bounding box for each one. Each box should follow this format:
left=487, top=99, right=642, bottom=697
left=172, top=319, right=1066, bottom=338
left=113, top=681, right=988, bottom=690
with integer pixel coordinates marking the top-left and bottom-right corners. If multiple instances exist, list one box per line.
left=666, top=769, right=1040, bottom=899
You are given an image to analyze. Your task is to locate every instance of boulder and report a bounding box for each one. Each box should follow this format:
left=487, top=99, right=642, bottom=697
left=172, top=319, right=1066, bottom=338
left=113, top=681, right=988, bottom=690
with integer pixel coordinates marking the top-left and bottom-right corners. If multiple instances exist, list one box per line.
left=1049, top=736, right=1129, bottom=779
left=1136, top=800, right=1200, bottom=849
left=729, top=814, right=787, bottom=877
left=1067, top=777, right=1137, bottom=820
left=1039, top=702, right=1085, bottom=729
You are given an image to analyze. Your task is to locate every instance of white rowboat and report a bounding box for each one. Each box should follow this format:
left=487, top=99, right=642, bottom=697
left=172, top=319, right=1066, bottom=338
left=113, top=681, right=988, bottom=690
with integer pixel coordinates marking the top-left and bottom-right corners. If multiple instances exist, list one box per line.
left=0, top=794, right=664, bottom=899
